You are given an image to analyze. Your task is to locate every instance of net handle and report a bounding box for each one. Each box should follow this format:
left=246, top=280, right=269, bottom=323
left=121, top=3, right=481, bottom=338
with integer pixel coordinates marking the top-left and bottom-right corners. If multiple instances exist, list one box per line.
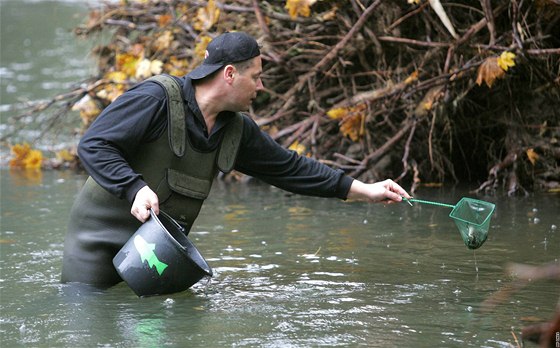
left=403, top=198, right=455, bottom=209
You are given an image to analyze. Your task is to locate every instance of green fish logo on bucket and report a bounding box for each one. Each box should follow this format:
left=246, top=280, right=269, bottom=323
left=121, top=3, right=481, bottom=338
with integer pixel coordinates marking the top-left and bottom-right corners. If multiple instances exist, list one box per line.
left=133, top=235, right=168, bottom=276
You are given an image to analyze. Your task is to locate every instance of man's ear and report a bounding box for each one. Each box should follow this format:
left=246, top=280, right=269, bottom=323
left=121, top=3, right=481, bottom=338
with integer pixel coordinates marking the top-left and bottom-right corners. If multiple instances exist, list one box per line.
left=223, top=65, right=236, bottom=83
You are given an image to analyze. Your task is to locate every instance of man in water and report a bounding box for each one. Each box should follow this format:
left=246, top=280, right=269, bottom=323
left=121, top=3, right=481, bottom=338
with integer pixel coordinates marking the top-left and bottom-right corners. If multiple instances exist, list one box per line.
left=61, top=32, right=410, bottom=287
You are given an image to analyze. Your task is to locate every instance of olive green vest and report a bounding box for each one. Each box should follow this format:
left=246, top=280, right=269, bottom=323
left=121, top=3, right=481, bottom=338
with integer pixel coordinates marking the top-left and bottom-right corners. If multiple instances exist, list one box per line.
left=127, top=75, right=244, bottom=230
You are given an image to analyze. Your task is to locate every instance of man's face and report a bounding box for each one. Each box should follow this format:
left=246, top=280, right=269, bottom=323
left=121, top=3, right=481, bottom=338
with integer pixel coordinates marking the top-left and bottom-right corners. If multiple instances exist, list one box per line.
left=231, top=56, right=264, bottom=111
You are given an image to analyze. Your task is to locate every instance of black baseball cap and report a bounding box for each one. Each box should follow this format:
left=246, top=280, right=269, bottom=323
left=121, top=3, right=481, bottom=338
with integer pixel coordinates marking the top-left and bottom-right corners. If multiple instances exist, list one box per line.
left=188, top=32, right=260, bottom=80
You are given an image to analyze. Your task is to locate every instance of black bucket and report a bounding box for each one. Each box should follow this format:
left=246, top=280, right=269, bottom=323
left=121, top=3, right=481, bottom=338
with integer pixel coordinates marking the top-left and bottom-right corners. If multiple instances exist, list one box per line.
left=112, top=210, right=212, bottom=296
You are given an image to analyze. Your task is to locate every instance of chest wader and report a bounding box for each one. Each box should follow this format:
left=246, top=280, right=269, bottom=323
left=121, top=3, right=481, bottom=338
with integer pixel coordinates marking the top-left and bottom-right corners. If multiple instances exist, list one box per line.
left=61, top=75, right=243, bottom=287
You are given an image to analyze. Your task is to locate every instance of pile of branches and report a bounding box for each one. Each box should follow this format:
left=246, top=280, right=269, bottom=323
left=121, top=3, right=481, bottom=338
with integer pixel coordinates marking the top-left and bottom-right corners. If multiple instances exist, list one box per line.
left=4, top=0, right=560, bottom=194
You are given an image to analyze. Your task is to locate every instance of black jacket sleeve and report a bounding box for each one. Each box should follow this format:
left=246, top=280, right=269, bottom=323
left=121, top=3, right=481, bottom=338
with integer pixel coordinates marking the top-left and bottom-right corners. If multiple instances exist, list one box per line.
left=77, top=83, right=167, bottom=202
left=234, top=115, right=354, bottom=199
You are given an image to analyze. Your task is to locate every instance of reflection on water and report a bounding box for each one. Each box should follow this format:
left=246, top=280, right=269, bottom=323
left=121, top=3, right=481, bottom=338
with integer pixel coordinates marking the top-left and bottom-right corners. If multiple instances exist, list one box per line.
left=1, top=168, right=558, bottom=347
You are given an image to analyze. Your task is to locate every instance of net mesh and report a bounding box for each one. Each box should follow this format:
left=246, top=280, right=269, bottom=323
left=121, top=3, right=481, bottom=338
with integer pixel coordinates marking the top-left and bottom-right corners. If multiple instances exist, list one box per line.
left=449, top=198, right=495, bottom=249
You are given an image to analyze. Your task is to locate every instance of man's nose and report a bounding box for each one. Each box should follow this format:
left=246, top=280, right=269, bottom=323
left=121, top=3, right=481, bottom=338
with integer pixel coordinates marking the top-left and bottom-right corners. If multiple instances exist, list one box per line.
left=256, top=78, right=264, bottom=91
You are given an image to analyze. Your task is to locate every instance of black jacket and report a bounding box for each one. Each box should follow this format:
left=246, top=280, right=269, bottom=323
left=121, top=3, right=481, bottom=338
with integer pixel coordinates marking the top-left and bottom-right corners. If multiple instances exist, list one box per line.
left=78, top=76, right=353, bottom=203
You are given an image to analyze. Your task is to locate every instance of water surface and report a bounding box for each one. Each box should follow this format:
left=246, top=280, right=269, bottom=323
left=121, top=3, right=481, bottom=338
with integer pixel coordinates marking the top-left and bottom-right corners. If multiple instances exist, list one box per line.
left=1, top=1, right=558, bottom=347
left=1, top=169, right=558, bottom=347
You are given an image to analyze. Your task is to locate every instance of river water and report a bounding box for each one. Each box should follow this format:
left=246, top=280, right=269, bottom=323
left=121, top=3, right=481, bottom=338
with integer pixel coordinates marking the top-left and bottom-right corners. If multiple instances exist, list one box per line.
left=1, top=1, right=559, bottom=347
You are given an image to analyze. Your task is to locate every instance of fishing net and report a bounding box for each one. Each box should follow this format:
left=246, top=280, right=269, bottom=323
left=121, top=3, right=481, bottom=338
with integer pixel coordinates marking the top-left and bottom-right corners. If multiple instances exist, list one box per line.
left=404, top=197, right=496, bottom=249
left=449, top=198, right=495, bottom=249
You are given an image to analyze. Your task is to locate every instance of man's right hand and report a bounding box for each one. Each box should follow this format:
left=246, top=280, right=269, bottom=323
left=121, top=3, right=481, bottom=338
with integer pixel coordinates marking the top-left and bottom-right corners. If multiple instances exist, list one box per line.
left=131, top=185, right=160, bottom=222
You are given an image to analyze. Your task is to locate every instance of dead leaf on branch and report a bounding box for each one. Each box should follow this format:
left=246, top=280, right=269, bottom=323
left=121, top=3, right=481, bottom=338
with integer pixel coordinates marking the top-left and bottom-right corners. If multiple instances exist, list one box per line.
left=414, top=85, right=445, bottom=118
left=476, top=51, right=517, bottom=88
left=476, top=57, right=505, bottom=88
left=193, top=0, right=220, bottom=31
left=72, top=95, right=102, bottom=127
left=327, top=103, right=367, bottom=142
left=526, top=148, right=539, bottom=165
left=157, top=14, right=173, bottom=27
left=115, top=44, right=145, bottom=78
left=194, top=36, right=213, bottom=60
left=153, top=30, right=174, bottom=52
left=285, top=0, right=317, bottom=19
left=9, top=143, right=43, bottom=170
left=96, top=71, right=128, bottom=102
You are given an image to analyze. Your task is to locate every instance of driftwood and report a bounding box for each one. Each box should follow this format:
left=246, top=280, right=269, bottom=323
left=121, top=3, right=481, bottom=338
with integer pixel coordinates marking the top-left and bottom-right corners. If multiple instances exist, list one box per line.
left=2, top=0, right=559, bottom=194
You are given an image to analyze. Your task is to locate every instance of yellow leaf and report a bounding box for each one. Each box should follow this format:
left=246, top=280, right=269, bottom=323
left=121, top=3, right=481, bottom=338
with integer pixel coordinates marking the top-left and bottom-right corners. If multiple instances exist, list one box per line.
left=96, top=82, right=126, bottom=102
left=326, top=107, right=347, bottom=120
left=408, top=0, right=421, bottom=4
left=194, top=36, right=212, bottom=59
left=9, top=143, right=42, bottom=170
left=193, top=0, right=220, bottom=31
left=116, top=52, right=141, bottom=78
left=105, top=71, right=128, bottom=83
left=526, top=148, right=539, bottom=166
left=285, top=0, right=317, bottom=19
left=56, top=149, right=75, bottom=162
left=497, top=51, right=516, bottom=71
left=23, top=150, right=42, bottom=169
left=9, top=143, right=30, bottom=168
left=476, top=56, right=506, bottom=88
left=289, top=140, right=306, bottom=155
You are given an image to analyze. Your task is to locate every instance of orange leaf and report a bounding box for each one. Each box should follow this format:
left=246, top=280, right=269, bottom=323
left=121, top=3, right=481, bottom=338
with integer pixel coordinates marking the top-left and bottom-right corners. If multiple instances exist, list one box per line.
left=404, top=71, right=419, bottom=84
left=476, top=57, right=506, bottom=88
left=526, top=148, right=539, bottom=166
left=340, top=114, right=364, bottom=142
left=157, top=14, right=173, bottom=27
left=285, top=0, right=317, bottom=19
left=328, top=103, right=367, bottom=142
